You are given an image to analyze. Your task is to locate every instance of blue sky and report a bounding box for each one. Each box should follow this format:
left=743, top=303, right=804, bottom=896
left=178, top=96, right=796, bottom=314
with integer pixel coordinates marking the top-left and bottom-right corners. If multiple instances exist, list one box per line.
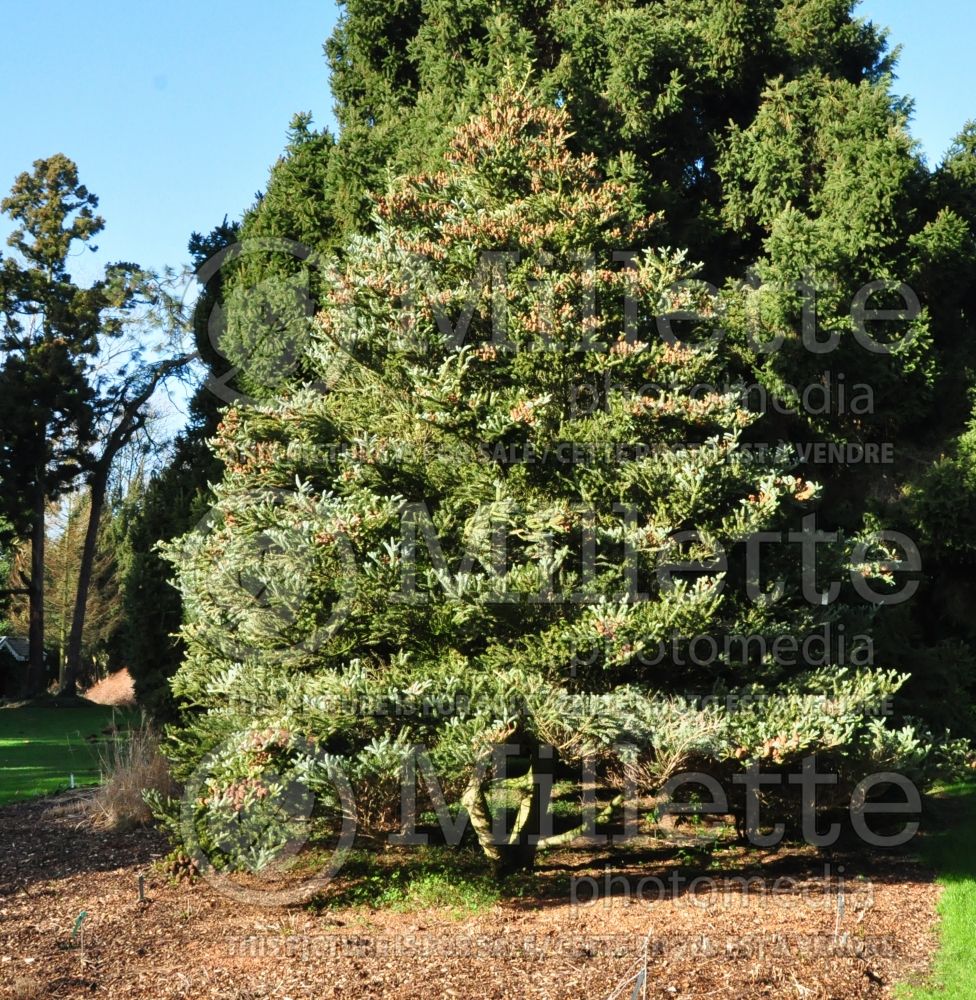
left=0, top=0, right=976, bottom=286
left=859, top=0, right=976, bottom=162
left=0, top=1, right=339, bottom=284
left=0, top=1, right=972, bottom=289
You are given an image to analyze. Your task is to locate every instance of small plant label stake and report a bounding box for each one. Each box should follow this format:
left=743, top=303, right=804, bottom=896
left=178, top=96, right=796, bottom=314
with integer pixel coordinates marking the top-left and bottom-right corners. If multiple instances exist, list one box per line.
left=69, top=909, right=89, bottom=965
left=69, top=773, right=75, bottom=789
left=629, top=969, right=646, bottom=1000
left=834, top=885, right=846, bottom=938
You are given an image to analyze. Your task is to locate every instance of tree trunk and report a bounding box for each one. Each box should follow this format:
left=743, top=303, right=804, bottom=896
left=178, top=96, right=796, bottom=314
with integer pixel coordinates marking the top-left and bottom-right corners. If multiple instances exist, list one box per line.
left=460, top=777, right=504, bottom=866
left=57, top=491, right=74, bottom=686
left=60, top=466, right=108, bottom=697
left=463, top=741, right=555, bottom=876
left=26, top=481, right=46, bottom=696
left=495, top=745, right=553, bottom=875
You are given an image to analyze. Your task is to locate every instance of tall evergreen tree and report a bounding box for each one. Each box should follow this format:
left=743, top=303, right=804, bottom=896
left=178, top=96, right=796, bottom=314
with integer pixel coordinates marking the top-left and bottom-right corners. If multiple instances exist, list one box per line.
left=0, top=156, right=142, bottom=692
left=199, top=0, right=976, bottom=733
left=220, top=0, right=901, bottom=395
left=162, top=91, right=950, bottom=875
left=135, top=0, right=976, bottom=882
left=120, top=219, right=238, bottom=716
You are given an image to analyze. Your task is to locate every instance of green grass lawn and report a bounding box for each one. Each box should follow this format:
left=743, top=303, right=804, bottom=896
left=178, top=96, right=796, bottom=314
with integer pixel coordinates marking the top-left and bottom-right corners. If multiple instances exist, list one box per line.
left=0, top=703, right=134, bottom=805
left=897, top=782, right=976, bottom=999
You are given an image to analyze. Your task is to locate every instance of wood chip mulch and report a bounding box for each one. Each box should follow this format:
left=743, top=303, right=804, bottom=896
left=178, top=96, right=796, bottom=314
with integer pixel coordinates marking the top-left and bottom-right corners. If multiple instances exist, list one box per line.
left=0, top=797, right=942, bottom=999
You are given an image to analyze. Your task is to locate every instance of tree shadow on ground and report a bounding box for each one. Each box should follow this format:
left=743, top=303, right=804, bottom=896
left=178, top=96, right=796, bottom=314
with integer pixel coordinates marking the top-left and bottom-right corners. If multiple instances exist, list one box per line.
left=4, top=785, right=971, bottom=918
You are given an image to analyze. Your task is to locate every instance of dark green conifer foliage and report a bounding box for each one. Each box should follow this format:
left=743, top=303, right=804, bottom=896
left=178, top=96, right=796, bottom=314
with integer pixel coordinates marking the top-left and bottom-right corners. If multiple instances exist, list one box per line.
left=150, top=4, right=976, bottom=870
left=222, top=0, right=899, bottom=392
left=162, top=92, right=958, bottom=874
left=0, top=155, right=142, bottom=691
left=120, top=220, right=238, bottom=716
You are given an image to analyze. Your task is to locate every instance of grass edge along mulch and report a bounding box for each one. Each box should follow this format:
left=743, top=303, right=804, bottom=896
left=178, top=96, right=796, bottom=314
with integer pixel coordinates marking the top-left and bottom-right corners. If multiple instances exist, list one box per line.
left=0, top=701, right=136, bottom=806
left=896, top=782, right=976, bottom=998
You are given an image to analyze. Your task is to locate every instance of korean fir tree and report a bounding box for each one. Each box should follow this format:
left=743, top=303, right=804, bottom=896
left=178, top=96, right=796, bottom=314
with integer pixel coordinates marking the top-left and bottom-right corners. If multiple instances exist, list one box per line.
left=161, top=0, right=976, bottom=742
left=161, top=90, right=962, bottom=879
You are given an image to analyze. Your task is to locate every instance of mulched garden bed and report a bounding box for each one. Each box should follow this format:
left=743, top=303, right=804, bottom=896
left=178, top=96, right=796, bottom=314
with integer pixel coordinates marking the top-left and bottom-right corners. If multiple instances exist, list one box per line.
left=0, top=796, right=941, bottom=999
